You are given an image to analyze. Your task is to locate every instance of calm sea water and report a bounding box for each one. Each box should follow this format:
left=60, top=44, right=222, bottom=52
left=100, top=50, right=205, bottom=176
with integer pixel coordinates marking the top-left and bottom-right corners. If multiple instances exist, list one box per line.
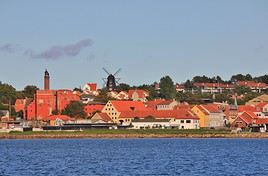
left=0, top=138, right=268, bottom=176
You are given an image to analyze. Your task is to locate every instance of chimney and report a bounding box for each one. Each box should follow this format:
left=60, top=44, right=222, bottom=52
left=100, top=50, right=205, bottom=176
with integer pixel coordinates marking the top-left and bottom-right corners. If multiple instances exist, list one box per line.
left=44, top=69, right=50, bottom=90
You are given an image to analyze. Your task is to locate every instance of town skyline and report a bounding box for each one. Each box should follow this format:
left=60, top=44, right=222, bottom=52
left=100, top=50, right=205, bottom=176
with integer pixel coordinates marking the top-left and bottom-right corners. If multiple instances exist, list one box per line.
left=2, top=2, right=268, bottom=175
left=1, top=69, right=268, bottom=91
left=1, top=1, right=268, bottom=90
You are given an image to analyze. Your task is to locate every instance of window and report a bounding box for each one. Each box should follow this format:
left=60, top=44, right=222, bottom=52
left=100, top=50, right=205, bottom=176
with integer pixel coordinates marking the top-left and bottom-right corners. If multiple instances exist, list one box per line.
left=181, top=120, right=184, bottom=123
left=186, top=120, right=191, bottom=123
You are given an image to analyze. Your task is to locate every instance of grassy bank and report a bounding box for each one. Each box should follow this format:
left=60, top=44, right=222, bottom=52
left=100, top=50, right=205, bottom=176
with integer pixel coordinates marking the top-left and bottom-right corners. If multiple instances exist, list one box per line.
left=1, top=128, right=268, bottom=139
left=5, top=128, right=230, bottom=135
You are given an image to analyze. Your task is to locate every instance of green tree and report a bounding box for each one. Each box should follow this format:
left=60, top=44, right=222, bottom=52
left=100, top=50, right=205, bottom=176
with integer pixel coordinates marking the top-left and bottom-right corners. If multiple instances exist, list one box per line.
left=17, top=110, right=24, bottom=118
left=116, top=83, right=131, bottom=91
left=254, top=75, right=268, bottom=84
left=0, top=102, right=17, bottom=117
left=184, top=80, right=194, bottom=89
left=0, top=110, right=4, bottom=118
left=231, top=74, right=253, bottom=82
left=159, top=76, right=176, bottom=100
left=192, top=75, right=211, bottom=83
left=214, top=93, right=232, bottom=103
left=234, top=86, right=252, bottom=95
left=176, top=92, right=189, bottom=101
left=23, top=85, right=39, bottom=98
left=62, top=101, right=86, bottom=118
left=0, top=82, right=17, bottom=104
left=95, top=88, right=111, bottom=103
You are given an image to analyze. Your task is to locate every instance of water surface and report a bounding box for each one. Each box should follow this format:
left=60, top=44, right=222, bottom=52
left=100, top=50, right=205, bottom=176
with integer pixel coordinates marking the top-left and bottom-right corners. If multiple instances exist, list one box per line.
left=0, top=138, right=267, bottom=175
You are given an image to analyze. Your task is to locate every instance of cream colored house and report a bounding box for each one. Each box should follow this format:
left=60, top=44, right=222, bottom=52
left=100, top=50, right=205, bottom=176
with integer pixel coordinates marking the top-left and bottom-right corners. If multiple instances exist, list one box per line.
left=156, top=100, right=178, bottom=110
left=91, top=112, right=113, bottom=123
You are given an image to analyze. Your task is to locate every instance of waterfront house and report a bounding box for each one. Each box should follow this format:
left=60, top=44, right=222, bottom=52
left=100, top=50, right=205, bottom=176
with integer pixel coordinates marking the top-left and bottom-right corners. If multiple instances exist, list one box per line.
left=131, top=117, right=171, bottom=129
left=231, top=111, right=258, bottom=129
left=43, top=115, right=74, bottom=126
left=119, top=110, right=199, bottom=129
left=192, top=104, right=225, bottom=128
left=91, top=112, right=113, bottom=123
left=230, top=111, right=268, bottom=131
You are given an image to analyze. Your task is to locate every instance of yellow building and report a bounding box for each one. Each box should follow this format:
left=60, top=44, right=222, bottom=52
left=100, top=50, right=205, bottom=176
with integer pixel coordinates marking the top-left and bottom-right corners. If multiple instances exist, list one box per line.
left=192, top=104, right=224, bottom=128
left=192, top=105, right=208, bottom=127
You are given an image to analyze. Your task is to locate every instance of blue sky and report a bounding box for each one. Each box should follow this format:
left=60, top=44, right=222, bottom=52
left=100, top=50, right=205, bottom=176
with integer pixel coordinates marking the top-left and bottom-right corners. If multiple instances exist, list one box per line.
left=1, top=0, right=268, bottom=90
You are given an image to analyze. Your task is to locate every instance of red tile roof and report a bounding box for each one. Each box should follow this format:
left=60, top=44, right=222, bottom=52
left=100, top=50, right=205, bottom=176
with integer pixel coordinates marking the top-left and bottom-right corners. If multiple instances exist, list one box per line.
left=238, top=105, right=257, bottom=112
left=119, top=110, right=199, bottom=120
left=86, top=83, right=97, bottom=91
left=84, top=105, right=104, bottom=114
left=146, top=99, right=166, bottom=109
left=174, top=104, right=190, bottom=110
left=255, top=102, right=268, bottom=109
left=98, top=113, right=112, bottom=122
left=204, top=104, right=221, bottom=113
left=237, top=111, right=259, bottom=124
left=157, top=100, right=175, bottom=106
left=111, top=101, right=148, bottom=112
left=197, top=104, right=222, bottom=115
left=128, top=89, right=149, bottom=99
left=193, top=83, right=234, bottom=89
left=236, top=81, right=267, bottom=88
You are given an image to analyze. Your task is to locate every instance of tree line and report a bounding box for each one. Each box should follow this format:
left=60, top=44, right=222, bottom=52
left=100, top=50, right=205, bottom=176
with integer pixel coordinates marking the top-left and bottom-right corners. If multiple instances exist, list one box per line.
left=1, top=73, right=268, bottom=113
left=0, top=82, right=39, bottom=116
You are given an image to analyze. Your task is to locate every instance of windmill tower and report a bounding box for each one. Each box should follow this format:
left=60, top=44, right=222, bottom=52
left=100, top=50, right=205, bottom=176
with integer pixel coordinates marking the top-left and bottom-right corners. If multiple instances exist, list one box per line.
left=102, top=68, right=121, bottom=91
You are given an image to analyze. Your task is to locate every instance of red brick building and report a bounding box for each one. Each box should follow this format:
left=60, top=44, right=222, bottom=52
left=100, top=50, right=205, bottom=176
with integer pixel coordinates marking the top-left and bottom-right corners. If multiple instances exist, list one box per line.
left=15, top=70, right=80, bottom=120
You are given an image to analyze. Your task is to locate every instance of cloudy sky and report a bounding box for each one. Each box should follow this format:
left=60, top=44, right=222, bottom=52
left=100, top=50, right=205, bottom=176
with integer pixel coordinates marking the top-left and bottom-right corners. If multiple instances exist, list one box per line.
left=1, top=0, right=268, bottom=90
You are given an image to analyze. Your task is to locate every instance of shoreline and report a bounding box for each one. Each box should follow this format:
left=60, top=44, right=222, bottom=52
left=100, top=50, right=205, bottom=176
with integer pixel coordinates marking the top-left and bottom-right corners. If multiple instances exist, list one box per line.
left=2, top=132, right=268, bottom=139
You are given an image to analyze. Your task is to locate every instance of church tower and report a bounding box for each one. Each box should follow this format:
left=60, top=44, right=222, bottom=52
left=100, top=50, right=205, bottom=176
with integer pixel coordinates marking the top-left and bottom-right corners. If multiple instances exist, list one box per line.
left=44, top=69, right=50, bottom=90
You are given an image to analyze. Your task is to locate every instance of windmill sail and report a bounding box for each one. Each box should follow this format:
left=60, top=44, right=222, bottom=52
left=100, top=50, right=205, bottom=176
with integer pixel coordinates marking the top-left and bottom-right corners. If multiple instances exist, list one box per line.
left=102, top=68, right=122, bottom=91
